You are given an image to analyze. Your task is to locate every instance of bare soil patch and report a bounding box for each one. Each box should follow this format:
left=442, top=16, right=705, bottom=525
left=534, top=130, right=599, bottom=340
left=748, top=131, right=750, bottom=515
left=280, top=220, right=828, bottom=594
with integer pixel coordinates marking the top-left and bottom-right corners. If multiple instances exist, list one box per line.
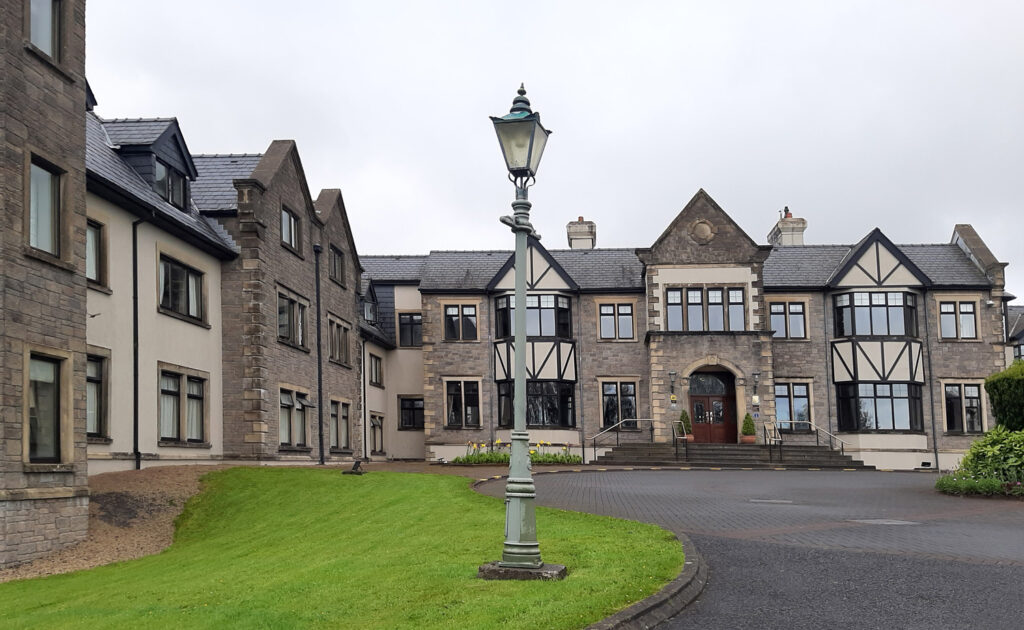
left=0, top=465, right=227, bottom=583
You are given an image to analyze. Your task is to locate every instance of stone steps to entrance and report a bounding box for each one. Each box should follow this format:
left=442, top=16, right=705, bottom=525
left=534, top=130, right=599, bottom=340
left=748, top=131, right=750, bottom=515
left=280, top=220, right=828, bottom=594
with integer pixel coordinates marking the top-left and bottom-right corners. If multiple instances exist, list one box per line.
left=593, top=443, right=874, bottom=470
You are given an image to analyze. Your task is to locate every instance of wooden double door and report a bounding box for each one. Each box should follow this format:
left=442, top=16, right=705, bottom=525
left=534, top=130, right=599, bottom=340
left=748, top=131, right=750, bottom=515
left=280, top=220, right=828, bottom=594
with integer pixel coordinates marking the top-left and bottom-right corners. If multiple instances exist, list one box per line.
left=691, top=396, right=735, bottom=443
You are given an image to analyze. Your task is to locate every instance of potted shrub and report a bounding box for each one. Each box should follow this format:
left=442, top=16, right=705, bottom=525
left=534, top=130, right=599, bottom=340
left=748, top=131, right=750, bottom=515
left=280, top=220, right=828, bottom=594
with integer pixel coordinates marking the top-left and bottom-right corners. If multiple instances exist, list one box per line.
left=740, top=413, right=757, bottom=444
left=679, top=409, right=695, bottom=442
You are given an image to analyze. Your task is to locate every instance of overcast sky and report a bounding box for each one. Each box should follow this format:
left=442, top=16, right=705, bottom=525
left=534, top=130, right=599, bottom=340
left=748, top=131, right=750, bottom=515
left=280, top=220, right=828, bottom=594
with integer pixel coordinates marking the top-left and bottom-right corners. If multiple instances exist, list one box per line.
left=86, top=1, right=1023, bottom=302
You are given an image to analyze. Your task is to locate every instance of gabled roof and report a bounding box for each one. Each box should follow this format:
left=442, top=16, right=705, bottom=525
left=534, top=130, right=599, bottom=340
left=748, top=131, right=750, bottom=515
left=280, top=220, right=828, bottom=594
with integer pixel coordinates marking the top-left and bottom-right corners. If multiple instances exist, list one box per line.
left=192, top=154, right=262, bottom=213
left=485, top=237, right=580, bottom=291
left=826, top=228, right=931, bottom=288
left=85, top=112, right=237, bottom=259
left=362, top=248, right=645, bottom=292
left=764, top=242, right=991, bottom=289
left=641, top=189, right=762, bottom=264
left=103, top=117, right=198, bottom=179
left=1008, top=305, right=1024, bottom=342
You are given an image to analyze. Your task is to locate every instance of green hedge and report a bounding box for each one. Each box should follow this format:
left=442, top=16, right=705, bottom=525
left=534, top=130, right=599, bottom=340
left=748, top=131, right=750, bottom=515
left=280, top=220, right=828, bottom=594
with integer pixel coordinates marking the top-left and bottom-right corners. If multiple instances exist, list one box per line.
left=936, top=426, right=1024, bottom=497
left=985, top=360, right=1024, bottom=430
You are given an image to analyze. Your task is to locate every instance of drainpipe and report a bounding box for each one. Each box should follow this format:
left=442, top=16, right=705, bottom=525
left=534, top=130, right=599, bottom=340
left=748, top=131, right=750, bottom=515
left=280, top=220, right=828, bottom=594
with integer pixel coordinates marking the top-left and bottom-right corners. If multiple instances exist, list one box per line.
left=313, top=244, right=325, bottom=465
left=361, top=338, right=368, bottom=459
left=822, top=293, right=834, bottom=436
left=922, top=290, right=941, bottom=470
left=574, top=291, right=585, bottom=462
left=131, top=218, right=145, bottom=470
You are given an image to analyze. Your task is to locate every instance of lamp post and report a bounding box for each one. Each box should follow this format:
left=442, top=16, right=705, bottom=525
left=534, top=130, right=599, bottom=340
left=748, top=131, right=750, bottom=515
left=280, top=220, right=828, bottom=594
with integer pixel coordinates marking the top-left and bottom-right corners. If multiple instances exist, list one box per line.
left=478, top=85, right=563, bottom=579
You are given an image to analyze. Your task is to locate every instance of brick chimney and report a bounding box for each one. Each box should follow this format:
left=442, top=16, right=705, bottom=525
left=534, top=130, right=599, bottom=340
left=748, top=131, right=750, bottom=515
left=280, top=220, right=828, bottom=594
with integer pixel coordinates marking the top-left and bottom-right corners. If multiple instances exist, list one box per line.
left=566, top=216, right=596, bottom=249
left=767, top=206, right=807, bottom=246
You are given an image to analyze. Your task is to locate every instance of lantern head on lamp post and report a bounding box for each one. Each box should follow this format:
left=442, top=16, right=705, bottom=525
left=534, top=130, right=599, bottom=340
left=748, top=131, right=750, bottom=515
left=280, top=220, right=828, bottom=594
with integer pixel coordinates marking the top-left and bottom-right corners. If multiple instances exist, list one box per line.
left=477, top=85, right=565, bottom=581
left=490, top=84, right=552, bottom=198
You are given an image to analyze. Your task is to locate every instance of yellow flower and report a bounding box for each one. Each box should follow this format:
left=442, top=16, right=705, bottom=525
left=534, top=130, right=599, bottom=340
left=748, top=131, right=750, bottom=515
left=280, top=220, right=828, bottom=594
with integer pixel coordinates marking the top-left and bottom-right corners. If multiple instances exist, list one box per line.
left=562, top=446, right=567, bottom=451
left=529, top=450, right=536, bottom=455
left=496, top=439, right=502, bottom=444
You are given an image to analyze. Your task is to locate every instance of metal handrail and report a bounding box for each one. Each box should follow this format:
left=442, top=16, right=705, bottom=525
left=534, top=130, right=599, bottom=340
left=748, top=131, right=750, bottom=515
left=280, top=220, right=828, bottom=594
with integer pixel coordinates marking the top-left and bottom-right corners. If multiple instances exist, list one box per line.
left=762, top=422, right=783, bottom=463
left=588, top=418, right=655, bottom=462
left=671, top=421, right=689, bottom=461
left=776, top=420, right=850, bottom=456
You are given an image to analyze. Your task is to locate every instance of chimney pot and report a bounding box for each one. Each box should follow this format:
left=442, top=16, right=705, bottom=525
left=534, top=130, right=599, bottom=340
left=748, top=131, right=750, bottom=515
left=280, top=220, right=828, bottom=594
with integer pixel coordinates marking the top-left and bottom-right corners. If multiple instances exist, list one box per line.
left=767, top=208, right=807, bottom=246
left=567, top=217, right=597, bottom=249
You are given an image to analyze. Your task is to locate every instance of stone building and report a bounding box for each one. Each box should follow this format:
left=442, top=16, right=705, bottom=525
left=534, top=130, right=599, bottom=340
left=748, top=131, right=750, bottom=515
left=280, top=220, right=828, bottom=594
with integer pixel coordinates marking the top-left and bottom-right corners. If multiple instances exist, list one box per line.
left=1, top=0, right=90, bottom=566
left=362, top=190, right=1016, bottom=470
left=192, top=144, right=364, bottom=464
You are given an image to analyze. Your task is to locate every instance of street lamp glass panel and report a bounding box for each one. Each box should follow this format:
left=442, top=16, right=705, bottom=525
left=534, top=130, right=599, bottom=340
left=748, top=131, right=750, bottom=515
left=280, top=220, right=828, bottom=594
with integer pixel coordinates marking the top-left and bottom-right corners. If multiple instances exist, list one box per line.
left=494, top=118, right=537, bottom=175
left=527, top=125, right=549, bottom=176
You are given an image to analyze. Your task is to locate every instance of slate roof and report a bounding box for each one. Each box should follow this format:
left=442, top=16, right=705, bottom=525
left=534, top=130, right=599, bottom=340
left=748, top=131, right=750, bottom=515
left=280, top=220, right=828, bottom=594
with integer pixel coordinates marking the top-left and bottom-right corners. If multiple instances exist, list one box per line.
left=360, top=255, right=428, bottom=283
left=1008, top=306, right=1024, bottom=342
left=192, top=154, right=263, bottom=213
left=102, top=117, right=175, bottom=145
left=764, top=243, right=990, bottom=288
left=362, top=248, right=645, bottom=292
left=85, top=112, right=237, bottom=257
left=550, top=249, right=645, bottom=291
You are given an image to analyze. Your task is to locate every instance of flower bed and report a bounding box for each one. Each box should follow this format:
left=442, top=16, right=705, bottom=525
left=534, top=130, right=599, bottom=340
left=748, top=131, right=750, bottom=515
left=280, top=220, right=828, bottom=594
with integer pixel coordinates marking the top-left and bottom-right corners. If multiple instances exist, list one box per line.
left=450, top=440, right=583, bottom=465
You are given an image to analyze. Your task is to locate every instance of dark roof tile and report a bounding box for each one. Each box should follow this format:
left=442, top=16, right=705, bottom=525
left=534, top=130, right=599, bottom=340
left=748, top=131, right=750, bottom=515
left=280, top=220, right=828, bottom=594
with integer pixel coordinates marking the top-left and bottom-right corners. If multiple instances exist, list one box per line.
left=192, top=154, right=262, bottom=213
left=86, top=113, right=237, bottom=256
left=765, top=243, right=990, bottom=288
left=102, top=117, right=175, bottom=145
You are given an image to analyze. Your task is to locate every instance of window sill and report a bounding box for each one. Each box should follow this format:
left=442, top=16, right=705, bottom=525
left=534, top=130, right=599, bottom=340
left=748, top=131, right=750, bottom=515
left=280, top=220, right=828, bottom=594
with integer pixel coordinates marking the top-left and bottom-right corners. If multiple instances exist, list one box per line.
left=278, top=445, right=313, bottom=453
left=444, top=426, right=483, bottom=431
left=329, top=277, right=347, bottom=290
left=277, top=338, right=311, bottom=353
left=773, top=337, right=810, bottom=342
left=281, top=242, right=305, bottom=260
left=158, top=440, right=212, bottom=449
left=398, top=426, right=425, bottom=432
left=398, top=344, right=424, bottom=349
left=23, top=245, right=76, bottom=272
left=330, top=448, right=354, bottom=455
left=23, top=42, right=76, bottom=82
left=943, top=432, right=985, bottom=437
left=158, top=306, right=211, bottom=329
left=443, top=339, right=480, bottom=343
left=938, top=338, right=982, bottom=343
left=87, top=436, right=113, bottom=445
left=370, top=382, right=384, bottom=389
left=328, top=358, right=353, bottom=370
left=370, top=450, right=386, bottom=456
left=23, top=463, right=75, bottom=473
left=87, top=281, right=113, bottom=295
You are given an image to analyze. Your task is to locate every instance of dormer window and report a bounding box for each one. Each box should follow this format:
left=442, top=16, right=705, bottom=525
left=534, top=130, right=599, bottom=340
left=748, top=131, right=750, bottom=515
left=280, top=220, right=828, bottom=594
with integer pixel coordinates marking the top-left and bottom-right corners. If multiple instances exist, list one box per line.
left=154, top=160, right=186, bottom=209
left=364, top=300, right=377, bottom=323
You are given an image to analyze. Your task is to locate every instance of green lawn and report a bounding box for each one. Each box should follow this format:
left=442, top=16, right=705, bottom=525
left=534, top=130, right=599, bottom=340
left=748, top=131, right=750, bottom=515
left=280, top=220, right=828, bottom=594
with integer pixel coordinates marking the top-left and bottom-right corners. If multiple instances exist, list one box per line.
left=0, top=468, right=682, bottom=629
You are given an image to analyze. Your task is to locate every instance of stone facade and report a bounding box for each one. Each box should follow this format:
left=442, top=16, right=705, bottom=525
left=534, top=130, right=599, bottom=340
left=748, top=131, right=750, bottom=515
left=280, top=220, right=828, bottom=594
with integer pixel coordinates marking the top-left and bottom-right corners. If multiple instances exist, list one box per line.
left=216, top=142, right=362, bottom=462
left=363, top=190, right=1016, bottom=470
left=1, top=0, right=90, bottom=566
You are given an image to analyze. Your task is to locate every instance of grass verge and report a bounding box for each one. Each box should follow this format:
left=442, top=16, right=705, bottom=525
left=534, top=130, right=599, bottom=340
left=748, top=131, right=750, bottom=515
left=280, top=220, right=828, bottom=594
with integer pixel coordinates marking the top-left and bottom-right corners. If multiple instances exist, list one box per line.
left=0, top=468, right=682, bottom=629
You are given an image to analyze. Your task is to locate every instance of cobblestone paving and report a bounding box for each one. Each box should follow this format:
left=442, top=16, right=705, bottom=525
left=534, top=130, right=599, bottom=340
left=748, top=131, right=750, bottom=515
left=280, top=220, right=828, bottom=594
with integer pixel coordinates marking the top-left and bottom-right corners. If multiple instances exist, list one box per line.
left=477, top=470, right=1024, bottom=629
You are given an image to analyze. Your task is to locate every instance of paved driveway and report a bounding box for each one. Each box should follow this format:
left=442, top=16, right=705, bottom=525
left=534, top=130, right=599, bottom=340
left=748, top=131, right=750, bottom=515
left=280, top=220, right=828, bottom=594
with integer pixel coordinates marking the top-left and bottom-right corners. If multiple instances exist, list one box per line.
left=478, top=470, right=1024, bottom=630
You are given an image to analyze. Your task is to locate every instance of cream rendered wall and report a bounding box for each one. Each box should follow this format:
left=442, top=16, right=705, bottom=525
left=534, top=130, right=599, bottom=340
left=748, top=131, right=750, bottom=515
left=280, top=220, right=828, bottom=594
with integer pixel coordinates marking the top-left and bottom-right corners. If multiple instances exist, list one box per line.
left=364, top=340, right=389, bottom=459
left=86, top=194, right=225, bottom=472
left=649, top=266, right=759, bottom=330
left=386, top=285, right=426, bottom=459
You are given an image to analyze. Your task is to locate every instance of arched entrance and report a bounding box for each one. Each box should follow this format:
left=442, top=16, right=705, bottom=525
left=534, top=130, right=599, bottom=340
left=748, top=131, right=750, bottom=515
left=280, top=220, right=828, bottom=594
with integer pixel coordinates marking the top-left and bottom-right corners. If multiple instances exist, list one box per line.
left=688, top=371, right=736, bottom=443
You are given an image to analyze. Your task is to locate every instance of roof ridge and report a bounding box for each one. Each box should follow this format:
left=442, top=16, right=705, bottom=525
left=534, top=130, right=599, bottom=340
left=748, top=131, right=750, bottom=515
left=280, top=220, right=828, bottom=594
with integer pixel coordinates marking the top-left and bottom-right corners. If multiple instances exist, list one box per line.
left=193, top=153, right=264, bottom=158
left=104, top=117, right=176, bottom=123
